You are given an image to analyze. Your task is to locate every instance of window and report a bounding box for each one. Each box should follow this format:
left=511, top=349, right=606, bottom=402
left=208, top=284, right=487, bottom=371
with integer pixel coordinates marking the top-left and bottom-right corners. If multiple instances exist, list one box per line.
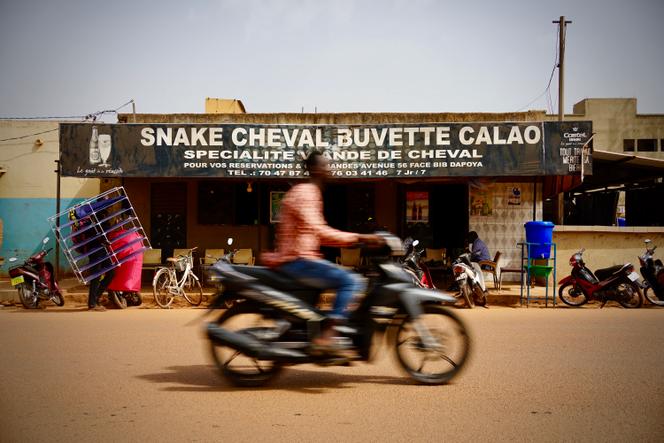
left=198, top=182, right=258, bottom=225
left=661, top=140, right=664, bottom=151
left=637, top=139, right=656, bottom=152
left=623, top=139, right=635, bottom=152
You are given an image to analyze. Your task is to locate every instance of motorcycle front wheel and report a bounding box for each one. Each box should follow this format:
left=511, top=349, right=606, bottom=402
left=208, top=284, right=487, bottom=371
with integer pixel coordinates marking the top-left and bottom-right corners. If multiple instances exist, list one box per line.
left=394, top=304, right=471, bottom=384
left=459, top=282, right=474, bottom=308
left=50, top=292, right=65, bottom=307
left=209, top=303, right=283, bottom=387
left=617, top=282, right=643, bottom=308
left=558, top=282, right=588, bottom=307
left=643, top=285, right=664, bottom=306
left=17, top=284, right=38, bottom=309
left=472, top=284, right=487, bottom=307
left=109, top=291, right=128, bottom=309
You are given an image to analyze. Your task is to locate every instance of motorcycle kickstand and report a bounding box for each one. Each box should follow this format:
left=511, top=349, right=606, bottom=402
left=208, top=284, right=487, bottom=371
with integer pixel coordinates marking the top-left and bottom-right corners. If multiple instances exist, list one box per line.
left=600, top=300, right=607, bottom=309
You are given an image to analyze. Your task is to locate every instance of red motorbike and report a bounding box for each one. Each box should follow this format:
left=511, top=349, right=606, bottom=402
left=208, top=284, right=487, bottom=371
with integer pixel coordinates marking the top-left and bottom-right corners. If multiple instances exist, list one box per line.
left=8, top=237, right=64, bottom=309
left=558, top=249, right=643, bottom=308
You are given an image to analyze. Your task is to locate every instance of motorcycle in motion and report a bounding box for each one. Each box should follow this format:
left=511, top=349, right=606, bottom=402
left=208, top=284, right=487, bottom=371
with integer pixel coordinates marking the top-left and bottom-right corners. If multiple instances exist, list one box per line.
left=638, top=239, right=664, bottom=306
left=558, top=249, right=643, bottom=308
left=8, top=237, right=64, bottom=309
left=204, top=232, right=471, bottom=387
left=451, top=252, right=488, bottom=308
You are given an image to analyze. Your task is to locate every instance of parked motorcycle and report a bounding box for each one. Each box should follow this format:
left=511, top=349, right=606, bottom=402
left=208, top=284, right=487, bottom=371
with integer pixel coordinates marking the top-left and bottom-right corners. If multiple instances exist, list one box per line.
left=400, top=239, right=435, bottom=289
left=8, top=237, right=64, bottom=309
left=204, top=232, right=471, bottom=387
left=451, top=252, right=488, bottom=308
left=638, top=239, right=664, bottom=306
left=558, top=249, right=643, bottom=308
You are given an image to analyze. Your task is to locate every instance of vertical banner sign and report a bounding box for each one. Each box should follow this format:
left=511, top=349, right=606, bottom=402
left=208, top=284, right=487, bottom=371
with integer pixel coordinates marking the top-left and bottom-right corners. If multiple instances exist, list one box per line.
left=59, top=121, right=592, bottom=178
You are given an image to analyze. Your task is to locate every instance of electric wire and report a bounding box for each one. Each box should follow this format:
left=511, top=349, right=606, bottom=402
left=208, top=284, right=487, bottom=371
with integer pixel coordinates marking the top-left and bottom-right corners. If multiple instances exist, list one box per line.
left=515, top=26, right=560, bottom=112
left=0, top=100, right=134, bottom=143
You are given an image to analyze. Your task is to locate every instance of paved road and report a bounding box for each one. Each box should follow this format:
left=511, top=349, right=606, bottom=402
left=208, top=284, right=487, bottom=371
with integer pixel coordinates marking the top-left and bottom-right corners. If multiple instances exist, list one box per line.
left=1, top=305, right=663, bottom=442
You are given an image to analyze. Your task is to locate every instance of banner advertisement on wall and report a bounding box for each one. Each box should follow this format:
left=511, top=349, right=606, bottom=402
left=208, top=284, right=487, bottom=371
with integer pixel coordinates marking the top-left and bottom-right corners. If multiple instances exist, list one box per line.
left=59, top=121, right=592, bottom=179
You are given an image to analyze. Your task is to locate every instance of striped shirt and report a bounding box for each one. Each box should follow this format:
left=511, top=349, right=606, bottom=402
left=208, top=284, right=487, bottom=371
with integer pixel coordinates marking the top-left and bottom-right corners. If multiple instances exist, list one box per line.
left=262, top=183, right=359, bottom=266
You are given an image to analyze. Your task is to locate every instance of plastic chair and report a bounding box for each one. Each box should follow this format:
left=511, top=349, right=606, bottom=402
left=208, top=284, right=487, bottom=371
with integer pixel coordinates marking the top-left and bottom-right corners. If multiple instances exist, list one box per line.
left=336, top=248, right=362, bottom=269
left=200, top=249, right=225, bottom=265
left=232, top=249, right=255, bottom=265
left=479, top=251, right=502, bottom=289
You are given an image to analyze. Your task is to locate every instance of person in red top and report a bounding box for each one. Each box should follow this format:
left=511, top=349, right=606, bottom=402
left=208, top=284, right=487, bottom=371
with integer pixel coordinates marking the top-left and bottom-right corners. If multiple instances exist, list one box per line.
left=267, top=150, right=383, bottom=350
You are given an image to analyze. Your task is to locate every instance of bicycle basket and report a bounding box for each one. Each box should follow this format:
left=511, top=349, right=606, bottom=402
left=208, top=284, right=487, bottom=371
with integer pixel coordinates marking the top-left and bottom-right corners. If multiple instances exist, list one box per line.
left=174, top=257, right=187, bottom=272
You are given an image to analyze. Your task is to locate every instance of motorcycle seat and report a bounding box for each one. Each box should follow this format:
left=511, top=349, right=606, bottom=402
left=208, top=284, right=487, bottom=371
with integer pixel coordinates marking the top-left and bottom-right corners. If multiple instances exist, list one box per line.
left=231, top=265, right=322, bottom=293
left=594, top=264, right=628, bottom=281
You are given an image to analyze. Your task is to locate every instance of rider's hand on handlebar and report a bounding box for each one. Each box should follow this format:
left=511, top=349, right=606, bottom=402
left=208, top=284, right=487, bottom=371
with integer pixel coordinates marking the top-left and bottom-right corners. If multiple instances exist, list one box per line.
left=358, top=234, right=386, bottom=248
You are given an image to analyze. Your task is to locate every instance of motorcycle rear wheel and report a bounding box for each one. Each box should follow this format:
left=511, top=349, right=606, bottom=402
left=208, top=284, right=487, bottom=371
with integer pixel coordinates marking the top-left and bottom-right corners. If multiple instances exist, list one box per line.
left=18, top=284, right=38, bottom=309
left=394, top=305, right=471, bottom=384
left=617, top=283, right=643, bottom=308
left=209, top=303, right=283, bottom=387
left=558, top=282, right=588, bottom=307
left=643, top=285, right=664, bottom=306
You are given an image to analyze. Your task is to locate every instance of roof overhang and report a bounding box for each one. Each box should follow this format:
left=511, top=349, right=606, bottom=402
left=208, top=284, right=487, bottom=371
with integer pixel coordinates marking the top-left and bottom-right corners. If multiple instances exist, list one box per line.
left=574, top=149, right=664, bottom=193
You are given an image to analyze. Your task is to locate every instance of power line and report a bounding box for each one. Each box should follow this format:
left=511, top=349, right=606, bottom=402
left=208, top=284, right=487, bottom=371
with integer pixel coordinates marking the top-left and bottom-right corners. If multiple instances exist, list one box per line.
left=0, top=99, right=135, bottom=122
left=0, top=99, right=135, bottom=143
left=515, top=25, right=560, bottom=112
left=0, top=128, right=59, bottom=143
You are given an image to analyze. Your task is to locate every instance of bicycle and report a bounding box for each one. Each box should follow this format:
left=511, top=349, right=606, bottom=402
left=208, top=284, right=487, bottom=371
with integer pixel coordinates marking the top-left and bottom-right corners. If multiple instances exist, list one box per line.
left=153, top=247, right=203, bottom=308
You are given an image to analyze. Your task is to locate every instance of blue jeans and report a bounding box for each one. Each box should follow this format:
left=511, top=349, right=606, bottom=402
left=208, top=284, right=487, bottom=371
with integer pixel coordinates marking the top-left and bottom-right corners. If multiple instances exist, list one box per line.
left=278, top=258, right=364, bottom=320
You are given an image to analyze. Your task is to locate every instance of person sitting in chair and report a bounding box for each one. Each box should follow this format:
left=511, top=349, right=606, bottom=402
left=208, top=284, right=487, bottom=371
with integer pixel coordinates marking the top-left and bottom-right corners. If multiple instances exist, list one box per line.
left=467, top=231, right=491, bottom=267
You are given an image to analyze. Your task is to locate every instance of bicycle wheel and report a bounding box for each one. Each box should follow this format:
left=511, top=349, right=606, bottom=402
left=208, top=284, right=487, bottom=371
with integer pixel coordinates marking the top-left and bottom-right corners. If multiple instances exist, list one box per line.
left=183, top=275, right=203, bottom=306
left=153, top=268, right=175, bottom=308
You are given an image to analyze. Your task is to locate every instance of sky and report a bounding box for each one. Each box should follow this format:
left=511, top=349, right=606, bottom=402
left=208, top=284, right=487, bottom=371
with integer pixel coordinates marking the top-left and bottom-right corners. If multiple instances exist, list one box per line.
left=0, top=0, right=663, bottom=119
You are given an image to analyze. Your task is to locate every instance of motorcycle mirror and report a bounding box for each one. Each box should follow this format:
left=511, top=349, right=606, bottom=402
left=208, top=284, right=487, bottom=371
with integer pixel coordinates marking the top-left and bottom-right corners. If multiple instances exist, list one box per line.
left=227, top=238, right=234, bottom=246
left=9, top=257, right=17, bottom=263
left=412, top=240, right=420, bottom=247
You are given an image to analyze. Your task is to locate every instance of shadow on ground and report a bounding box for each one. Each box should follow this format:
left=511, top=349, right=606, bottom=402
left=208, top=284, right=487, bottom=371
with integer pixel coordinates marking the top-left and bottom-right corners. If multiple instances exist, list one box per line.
left=136, top=364, right=427, bottom=394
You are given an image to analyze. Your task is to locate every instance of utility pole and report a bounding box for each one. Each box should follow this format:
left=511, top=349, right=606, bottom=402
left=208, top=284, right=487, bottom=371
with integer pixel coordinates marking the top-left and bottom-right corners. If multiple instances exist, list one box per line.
left=552, top=16, right=572, bottom=225
left=553, top=16, right=572, bottom=121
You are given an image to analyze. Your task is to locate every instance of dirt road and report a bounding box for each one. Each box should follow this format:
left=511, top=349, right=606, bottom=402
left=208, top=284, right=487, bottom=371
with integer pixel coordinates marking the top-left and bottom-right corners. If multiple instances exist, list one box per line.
left=1, top=305, right=663, bottom=442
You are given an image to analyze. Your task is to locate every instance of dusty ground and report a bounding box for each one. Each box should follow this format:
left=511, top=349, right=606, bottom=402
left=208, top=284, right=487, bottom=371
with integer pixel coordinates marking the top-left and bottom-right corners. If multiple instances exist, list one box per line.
left=0, top=305, right=663, bottom=442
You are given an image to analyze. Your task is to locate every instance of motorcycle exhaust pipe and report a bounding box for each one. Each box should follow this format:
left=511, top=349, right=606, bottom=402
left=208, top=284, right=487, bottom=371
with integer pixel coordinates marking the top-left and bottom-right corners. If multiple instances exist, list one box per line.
left=206, top=324, right=309, bottom=362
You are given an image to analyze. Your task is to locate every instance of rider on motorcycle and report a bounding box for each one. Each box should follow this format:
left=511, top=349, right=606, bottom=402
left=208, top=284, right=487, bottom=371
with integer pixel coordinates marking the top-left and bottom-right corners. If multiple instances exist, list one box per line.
left=261, top=150, right=384, bottom=353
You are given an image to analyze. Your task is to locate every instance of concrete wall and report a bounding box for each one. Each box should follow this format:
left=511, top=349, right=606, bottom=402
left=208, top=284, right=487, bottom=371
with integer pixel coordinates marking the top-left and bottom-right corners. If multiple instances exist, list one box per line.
left=0, top=120, right=100, bottom=273
left=546, top=98, right=664, bottom=160
left=553, top=226, right=664, bottom=285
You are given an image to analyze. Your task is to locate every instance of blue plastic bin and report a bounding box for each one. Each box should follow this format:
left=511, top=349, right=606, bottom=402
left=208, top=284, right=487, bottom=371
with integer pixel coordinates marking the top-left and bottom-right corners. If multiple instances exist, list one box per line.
left=617, top=217, right=626, bottom=227
left=524, top=221, right=554, bottom=259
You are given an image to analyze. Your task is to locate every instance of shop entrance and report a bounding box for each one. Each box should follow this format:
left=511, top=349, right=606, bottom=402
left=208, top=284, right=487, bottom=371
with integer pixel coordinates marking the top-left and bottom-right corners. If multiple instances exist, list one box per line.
left=150, top=182, right=187, bottom=261
left=402, top=183, right=469, bottom=256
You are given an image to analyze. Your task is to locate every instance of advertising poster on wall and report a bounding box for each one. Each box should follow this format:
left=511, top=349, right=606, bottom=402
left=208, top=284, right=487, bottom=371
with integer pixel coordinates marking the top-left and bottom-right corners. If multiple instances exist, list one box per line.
left=269, top=191, right=286, bottom=223
left=406, top=191, right=429, bottom=223
left=470, top=187, right=493, bottom=216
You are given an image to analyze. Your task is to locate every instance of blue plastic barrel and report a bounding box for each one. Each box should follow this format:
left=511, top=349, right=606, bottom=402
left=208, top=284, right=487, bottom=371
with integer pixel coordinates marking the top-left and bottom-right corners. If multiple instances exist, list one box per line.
left=524, top=221, right=554, bottom=259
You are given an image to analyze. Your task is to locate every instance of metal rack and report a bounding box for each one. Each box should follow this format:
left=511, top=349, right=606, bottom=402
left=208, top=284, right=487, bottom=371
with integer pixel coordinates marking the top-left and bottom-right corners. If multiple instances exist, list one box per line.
left=48, top=187, right=151, bottom=284
left=518, top=241, right=557, bottom=307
